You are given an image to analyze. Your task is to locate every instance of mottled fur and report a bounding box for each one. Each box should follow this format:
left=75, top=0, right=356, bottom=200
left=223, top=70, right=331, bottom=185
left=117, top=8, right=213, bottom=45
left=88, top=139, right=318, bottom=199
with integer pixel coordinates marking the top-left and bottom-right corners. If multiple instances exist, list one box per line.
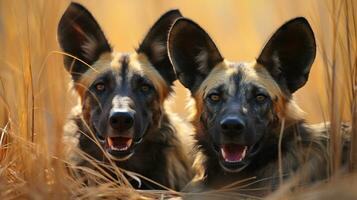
left=168, top=17, right=349, bottom=196
left=59, top=3, right=193, bottom=190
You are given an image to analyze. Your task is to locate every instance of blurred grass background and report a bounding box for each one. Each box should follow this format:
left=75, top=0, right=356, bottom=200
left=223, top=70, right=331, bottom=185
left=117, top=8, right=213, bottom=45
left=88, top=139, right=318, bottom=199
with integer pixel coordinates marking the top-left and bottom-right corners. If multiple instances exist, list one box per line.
left=0, top=0, right=355, bottom=199
left=0, top=0, right=349, bottom=126
left=73, top=0, right=347, bottom=123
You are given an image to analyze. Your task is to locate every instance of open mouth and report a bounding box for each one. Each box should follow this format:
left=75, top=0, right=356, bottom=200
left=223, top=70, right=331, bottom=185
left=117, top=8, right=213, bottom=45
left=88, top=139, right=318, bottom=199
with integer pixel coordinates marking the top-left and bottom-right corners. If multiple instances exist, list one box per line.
left=215, top=141, right=263, bottom=173
left=92, top=124, right=136, bottom=160
left=218, top=143, right=250, bottom=172
left=221, top=144, right=248, bottom=163
left=105, top=136, right=138, bottom=161
left=107, top=136, right=133, bottom=152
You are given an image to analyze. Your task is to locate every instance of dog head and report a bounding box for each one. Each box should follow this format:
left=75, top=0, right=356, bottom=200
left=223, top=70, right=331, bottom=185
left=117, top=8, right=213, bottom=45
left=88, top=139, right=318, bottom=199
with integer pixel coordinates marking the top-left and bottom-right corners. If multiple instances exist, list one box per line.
left=168, top=17, right=316, bottom=172
left=58, top=3, right=182, bottom=161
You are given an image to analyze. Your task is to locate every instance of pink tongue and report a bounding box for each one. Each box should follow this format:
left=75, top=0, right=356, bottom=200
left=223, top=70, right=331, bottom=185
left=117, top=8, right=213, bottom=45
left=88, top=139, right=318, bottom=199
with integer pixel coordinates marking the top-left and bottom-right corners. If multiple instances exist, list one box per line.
left=221, top=144, right=247, bottom=162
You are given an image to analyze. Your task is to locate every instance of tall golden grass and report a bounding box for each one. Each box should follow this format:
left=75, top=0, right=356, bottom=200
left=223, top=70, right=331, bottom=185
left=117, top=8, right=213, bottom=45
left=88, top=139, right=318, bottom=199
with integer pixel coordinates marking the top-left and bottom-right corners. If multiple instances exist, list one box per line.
left=0, top=0, right=355, bottom=199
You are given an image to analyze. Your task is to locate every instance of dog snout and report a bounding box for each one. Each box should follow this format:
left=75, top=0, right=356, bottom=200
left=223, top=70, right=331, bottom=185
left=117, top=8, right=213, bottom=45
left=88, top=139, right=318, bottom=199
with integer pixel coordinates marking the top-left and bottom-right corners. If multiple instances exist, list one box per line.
left=220, top=116, right=245, bottom=135
left=109, top=110, right=134, bottom=131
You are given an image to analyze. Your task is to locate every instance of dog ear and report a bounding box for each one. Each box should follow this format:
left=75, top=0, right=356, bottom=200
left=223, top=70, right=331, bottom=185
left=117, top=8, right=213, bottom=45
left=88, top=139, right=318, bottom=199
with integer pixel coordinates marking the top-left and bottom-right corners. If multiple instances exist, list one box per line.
left=57, top=2, right=111, bottom=81
left=137, top=10, right=182, bottom=86
left=168, top=18, right=223, bottom=92
left=257, top=17, right=316, bottom=94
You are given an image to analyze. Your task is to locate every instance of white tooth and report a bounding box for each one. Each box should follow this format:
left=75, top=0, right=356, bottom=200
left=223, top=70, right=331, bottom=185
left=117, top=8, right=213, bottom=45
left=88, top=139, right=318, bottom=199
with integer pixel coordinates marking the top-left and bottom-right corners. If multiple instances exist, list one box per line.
left=119, top=147, right=128, bottom=151
left=112, top=145, right=129, bottom=151
left=239, top=146, right=248, bottom=161
left=220, top=148, right=227, bottom=160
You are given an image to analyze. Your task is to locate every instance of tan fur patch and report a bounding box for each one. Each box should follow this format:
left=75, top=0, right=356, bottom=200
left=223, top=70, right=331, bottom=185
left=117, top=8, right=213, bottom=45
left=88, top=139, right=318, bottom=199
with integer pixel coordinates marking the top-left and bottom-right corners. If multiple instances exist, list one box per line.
left=82, top=34, right=101, bottom=60
left=191, top=151, right=207, bottom=182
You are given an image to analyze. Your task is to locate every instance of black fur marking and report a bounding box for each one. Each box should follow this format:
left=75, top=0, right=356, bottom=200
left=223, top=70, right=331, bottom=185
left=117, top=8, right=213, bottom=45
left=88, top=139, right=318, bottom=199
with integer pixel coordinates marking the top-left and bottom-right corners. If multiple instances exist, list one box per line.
left=119, top=54, right=130, bottom=86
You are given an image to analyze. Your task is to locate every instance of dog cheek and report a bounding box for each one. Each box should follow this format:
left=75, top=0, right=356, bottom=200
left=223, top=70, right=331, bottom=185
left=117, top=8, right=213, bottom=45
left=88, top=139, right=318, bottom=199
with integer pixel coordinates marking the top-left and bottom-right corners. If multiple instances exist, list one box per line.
left=265, top=104, right=280, bottom=129
left=202, top=103, right=217, bottom=127
left=152, top=104, right=162, bottom=128
left=255, top=103, right=275, bottom=125
left=199, top=108, right=215, bottom=138
left=82, top=97, right=93, bottom=123
left=144, top=93, right=160, bottom=126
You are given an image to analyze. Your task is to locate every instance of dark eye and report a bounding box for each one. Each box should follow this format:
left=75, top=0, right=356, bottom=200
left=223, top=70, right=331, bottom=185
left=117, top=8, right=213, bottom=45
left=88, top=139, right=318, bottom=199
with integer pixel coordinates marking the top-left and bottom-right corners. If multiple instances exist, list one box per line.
left=255, top=94, right=267, bottom=102
left=208, top=93, right=221, bottom=103
left=95, top=82, right=105, bottom=92
left=140, top=84, right=151, bottom=93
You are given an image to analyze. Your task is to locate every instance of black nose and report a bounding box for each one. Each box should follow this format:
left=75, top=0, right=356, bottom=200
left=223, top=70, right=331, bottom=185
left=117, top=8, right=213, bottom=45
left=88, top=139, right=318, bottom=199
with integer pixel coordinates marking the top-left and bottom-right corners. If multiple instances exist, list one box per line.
left=220, top=116, right=245, bottom=134
left=109, top=111, right=134, bottom=131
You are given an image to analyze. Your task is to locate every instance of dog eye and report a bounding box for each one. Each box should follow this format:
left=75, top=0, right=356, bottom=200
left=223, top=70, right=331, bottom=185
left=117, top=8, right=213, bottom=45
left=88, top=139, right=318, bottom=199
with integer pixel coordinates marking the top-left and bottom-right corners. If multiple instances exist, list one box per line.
left=255, top=94, right=267, bottom=102
left=95, top=82, right=106, bottom=92
left=208, top=93, right=221, bottom=103
left=140, top=84, right=151, bottom=93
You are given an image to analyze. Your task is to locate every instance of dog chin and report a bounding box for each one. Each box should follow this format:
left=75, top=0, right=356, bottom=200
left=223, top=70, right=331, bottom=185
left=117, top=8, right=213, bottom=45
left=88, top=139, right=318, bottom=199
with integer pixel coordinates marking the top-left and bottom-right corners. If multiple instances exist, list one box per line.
left=107, top=151, right=134, bottom=161
left=219, top=161, right=249, bottom=173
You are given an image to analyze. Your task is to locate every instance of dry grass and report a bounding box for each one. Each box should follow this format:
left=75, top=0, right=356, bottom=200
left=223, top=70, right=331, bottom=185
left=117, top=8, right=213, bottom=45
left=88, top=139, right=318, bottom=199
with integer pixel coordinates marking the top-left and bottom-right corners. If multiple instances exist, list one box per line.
left=0, top=0, right=356, bottom=199
left=266, top=0, right=357, bottom=199
left=0, top=0, right=143, bottom=199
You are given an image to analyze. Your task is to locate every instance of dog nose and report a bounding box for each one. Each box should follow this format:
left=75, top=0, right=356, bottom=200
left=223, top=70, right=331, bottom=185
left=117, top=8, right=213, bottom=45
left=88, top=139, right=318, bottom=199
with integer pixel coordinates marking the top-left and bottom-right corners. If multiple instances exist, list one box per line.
left=109, top=111, right=134, bottom=131
left=220, top=116, right=245, bottom=134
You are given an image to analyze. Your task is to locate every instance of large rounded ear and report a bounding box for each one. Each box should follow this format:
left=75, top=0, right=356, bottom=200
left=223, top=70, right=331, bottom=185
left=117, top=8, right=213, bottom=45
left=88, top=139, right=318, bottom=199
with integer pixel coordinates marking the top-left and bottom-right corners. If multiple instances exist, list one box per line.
left=168, top=18, right=224, bottom=92
left=257, top=17, right=316, bottom=94
left=57, top=2, right=111, bottom=81
left=137, top=10, right=182, bottom=86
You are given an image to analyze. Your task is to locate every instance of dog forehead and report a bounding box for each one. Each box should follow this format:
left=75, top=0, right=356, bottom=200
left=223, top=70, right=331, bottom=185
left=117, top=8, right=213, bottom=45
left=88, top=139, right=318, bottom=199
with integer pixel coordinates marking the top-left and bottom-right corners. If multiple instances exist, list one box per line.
left=196, top=60, right=283, bottom=98
left=197, top=61, right=250, bottom=95
left=78, top=52, right=122, bottom=86
left=237, top=61, right=284, bottom=99
left=78, top=52, right=147, bottom=85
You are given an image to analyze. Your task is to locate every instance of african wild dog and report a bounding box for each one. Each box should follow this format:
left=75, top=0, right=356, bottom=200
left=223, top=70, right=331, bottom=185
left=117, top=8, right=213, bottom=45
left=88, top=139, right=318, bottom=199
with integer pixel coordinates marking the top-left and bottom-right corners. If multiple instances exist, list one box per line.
left=58, top=3, right=193, bottom=190
left=168, top=17, right=340, bottom=194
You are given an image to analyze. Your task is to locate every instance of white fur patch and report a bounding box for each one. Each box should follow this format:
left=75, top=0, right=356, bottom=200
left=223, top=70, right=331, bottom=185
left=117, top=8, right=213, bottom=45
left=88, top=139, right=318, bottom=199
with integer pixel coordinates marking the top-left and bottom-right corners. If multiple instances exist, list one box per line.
left=272, top=50, right=282, bottom=70
left=110, top=52, right=122, bottom=69
left=82, top=34, right=99, bottom=60
left=242, top=106, right=248, bottom=114
left=112, top=95, right=133, bottom=110
left=150, top=40, right=166, bottom=63
left=195, top=49, right=209, bottom=74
